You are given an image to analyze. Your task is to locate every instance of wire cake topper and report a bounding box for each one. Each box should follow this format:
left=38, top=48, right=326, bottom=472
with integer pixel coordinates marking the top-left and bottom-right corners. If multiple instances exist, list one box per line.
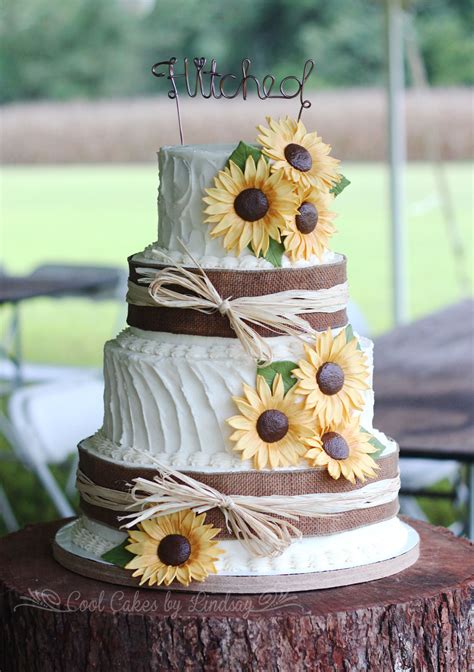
left=151, top=57, right=315, bottom=144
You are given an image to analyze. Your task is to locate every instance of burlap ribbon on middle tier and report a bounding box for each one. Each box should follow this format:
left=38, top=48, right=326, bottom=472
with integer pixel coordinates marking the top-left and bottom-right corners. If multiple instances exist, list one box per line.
left=126, top=254, right=349, bottom=345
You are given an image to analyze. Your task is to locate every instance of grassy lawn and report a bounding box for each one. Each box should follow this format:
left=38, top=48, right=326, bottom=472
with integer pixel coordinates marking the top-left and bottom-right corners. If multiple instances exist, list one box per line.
left=1, top=162, right=472, bottom=367
left=0, top=162, right=472, bottom=533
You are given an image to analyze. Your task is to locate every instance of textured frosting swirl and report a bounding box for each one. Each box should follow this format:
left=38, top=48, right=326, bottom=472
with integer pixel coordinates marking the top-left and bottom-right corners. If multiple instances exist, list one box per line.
left=157, top=144, right=235, bottom=257
left=97, top=327, right=380, bottom=472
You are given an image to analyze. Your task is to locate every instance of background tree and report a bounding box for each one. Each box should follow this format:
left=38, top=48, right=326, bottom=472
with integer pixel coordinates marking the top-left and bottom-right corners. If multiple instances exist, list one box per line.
left=0, top=0, right=140, bottom=102
left=0, top=0, right=472, bottom=103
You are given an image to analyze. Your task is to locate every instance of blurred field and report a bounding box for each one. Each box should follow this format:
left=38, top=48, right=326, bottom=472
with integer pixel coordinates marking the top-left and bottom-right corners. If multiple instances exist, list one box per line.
left=1, top=162, right=472, bottom=368
left=1, top=88, right=473, bottom=164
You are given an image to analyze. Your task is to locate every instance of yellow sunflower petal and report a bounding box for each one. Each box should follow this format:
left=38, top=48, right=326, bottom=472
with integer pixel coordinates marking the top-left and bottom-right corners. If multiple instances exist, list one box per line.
left=123, top=510, right=223, bottom=586
left=204, top=147, right=297, bottom=257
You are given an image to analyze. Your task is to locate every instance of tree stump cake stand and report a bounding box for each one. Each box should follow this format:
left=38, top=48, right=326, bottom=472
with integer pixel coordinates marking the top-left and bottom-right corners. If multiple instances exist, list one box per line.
left=0, top=518, right=472, bottom=672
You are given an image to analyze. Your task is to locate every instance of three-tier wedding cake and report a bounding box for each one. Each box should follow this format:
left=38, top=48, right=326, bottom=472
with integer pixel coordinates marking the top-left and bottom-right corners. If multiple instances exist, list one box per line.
left=54, top=115, right=419, bottom=592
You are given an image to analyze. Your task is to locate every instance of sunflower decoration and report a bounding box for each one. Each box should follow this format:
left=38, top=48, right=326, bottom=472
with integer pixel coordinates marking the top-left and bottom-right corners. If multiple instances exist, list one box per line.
left=257, top=116, right=340, bottom=191
left=304, top=416, right=379, bottom=483
left=203, top=155, right=297, bottom=257
left=280, top=184, right=336, bottom=261
left=124, top=510, right=223, bottom=587
left=292, top=328, right=370, bottom=425
left=227, top=373, right=313, bottom=470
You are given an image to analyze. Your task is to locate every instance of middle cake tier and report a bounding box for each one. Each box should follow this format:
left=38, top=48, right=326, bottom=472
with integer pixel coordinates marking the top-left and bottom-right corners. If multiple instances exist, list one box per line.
left=88, top=325, right=380, bottom=472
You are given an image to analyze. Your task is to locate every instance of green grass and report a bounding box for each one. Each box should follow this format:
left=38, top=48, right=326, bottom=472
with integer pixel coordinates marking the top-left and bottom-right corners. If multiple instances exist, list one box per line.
left=1, top=162, right=472, bottom=367
left=0, top=163, right=472, bottom=534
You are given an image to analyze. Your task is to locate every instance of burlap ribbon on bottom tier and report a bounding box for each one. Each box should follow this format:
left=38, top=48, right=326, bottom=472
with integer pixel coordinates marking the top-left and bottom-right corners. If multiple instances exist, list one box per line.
left=77, top=446, right=400, bottom=558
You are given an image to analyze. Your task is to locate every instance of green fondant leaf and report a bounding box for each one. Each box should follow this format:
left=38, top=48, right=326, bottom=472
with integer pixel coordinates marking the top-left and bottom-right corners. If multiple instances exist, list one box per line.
left=101, top=540, right=134, bottom=568
left=345, top=323, right=355, bottom=343
left=344, top=323, right=362, bottom=350
left=227, top=141, right=263, bottom=172
left=361, top=428, right=386, bottom=459
left=330, top=174, right=350, bottom=197
left=263, top=237, right=286, bottom=268
left=257, top=361, right=299, bottom=394
left=249, top=237, right=285, bottom=268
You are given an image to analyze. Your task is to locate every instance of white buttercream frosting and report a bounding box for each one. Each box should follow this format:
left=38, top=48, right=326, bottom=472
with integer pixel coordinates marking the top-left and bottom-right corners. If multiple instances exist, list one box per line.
left=95, top=327, right=382, bottom=472
left=157, top=144, right=233, bottom=256
left=84, top=429, right=395, bottom=472
left=70, top=516, right=125, bottom=555
left=65, top=515, right=412, bottom=577
left=150, top=143, right=339, bottom=268
left=134, top=242, right=340, bottom=270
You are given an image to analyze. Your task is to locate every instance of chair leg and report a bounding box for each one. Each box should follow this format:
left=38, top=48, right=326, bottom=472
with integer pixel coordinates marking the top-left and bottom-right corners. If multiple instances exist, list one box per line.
left=1, top=412, right=75, bottom=519
left=0, top=484, right=19, bottom=531
left=66, top=453, right=79, bottom=497
left=33, top=461, right=75, bottom=518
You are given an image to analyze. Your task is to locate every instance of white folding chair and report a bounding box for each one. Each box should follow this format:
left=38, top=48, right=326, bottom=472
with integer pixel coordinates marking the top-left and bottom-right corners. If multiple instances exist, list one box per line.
left=6, top=376, right=104, bottom=518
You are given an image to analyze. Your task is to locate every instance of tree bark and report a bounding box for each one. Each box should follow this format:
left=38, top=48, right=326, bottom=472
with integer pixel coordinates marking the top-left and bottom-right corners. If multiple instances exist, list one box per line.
left=0, top=518, right=472, bottom=672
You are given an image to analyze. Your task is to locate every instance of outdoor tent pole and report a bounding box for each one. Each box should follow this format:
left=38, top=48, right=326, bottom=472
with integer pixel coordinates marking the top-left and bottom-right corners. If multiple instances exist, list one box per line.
left=385, top=0, right=408, bottom=325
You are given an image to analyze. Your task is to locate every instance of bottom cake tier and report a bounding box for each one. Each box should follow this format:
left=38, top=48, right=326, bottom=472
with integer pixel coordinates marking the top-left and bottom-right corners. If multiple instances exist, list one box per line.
left=56, top=433, right=420, bottom=592
left=53, top=516, right=420, bottom=593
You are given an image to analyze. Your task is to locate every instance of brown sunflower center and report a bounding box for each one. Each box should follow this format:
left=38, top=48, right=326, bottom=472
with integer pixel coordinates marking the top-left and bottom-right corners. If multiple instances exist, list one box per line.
left=284, top=143, right=312, bottom=172
left=316, top=362, right=345, bottom=395
left=157, top=534, right=191, bottom=566
left=321, top=431, right=350, bottom=460
left=295, top=202, right=318, bottom=234
left=234, top=188, right=269, bottom=222
left=256, top=409, right=289, bottom=443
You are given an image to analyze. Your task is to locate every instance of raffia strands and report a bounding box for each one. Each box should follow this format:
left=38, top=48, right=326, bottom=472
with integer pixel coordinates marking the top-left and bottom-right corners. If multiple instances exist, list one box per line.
left=126, top=246, right=348, bottom=365
left=77, top=471, right=140, bottom=512
left=76, top=458, right=400, bottom=558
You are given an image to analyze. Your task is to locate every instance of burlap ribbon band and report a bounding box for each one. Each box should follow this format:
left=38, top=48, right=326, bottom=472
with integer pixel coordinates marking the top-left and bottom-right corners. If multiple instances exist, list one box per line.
left=127, top=255, right=348, bottom=337
left=78, top=445, right=399, bottom=538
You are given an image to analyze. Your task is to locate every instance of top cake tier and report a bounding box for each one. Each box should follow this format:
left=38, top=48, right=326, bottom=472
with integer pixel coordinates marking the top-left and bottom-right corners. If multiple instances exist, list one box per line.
left=157, top=144, right=236, bottom=258
left=137, top=126, right=340, bottom=270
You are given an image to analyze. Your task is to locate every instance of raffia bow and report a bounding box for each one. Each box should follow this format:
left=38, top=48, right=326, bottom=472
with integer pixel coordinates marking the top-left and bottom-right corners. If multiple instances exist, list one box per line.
left=110, top=458, right=400, bottom=558
left=128, top=246, right=348, bottom=365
